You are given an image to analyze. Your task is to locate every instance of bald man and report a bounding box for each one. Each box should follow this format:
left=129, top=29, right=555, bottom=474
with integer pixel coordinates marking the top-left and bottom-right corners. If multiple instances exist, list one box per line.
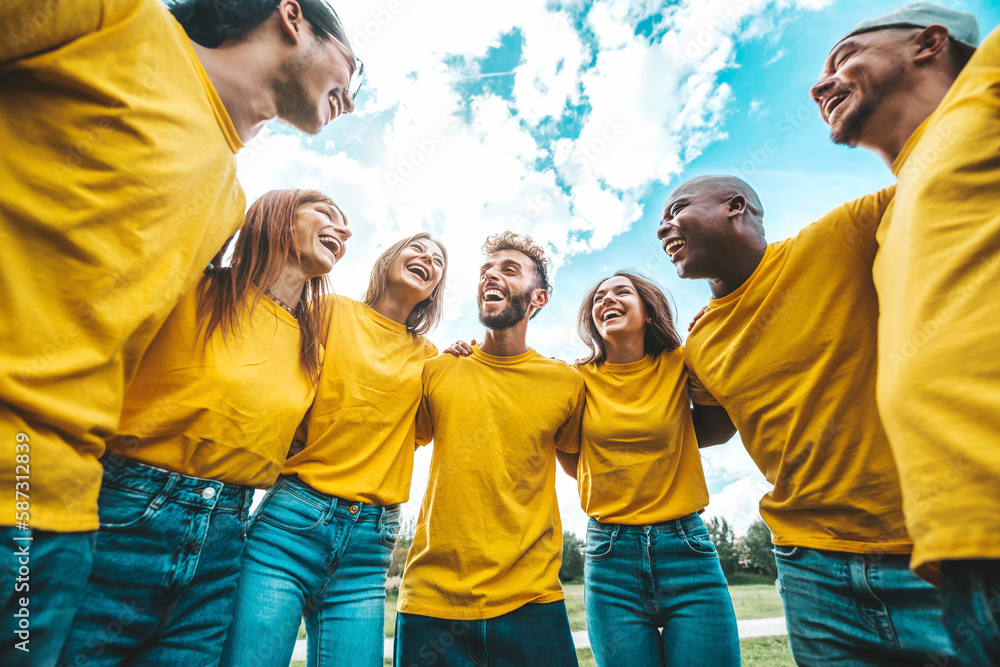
left=812, top=6, right=1000, bottom=662
left=658, top=175, right=955, bottom=664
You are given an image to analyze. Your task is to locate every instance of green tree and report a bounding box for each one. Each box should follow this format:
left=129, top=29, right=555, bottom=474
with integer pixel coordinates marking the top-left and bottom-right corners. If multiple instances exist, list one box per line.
left=559, top=531, right=585, bottom=583
left=705, top=516, right=740, bottom=578
left=743, top=519, right=777, bottom=579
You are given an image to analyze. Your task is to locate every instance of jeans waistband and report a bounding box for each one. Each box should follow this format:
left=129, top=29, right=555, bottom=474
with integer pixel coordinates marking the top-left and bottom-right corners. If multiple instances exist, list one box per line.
left=100, top=451, right=253, bottom=512
left=275, top=475, right=400, bottom=521
left=589, top=512, right=706, bottom=536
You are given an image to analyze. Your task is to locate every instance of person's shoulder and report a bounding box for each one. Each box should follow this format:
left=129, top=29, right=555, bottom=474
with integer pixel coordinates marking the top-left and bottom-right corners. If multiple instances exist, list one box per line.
left=531, top=353, right=584, bottom=385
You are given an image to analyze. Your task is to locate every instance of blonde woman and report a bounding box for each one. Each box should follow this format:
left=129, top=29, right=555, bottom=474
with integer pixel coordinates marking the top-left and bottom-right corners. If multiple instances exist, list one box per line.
left=60, top=189, right=350, bottom=665
left=223, top=233, right=448, bottom=667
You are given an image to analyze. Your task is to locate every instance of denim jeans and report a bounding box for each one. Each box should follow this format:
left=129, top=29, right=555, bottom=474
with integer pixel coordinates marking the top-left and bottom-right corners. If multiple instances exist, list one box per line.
left=774, top=545, right=955, bottom=666
left=395, top=601, right=578, bottom=667
left=58, top=452, right=253, bottom=666
left=0, top=528, right=95, bottom=667
left=584, top=514, right=740, bottom=667
left=221, top=475, right=399, bottom=667
left=940, top=559, right=1000, bottom=666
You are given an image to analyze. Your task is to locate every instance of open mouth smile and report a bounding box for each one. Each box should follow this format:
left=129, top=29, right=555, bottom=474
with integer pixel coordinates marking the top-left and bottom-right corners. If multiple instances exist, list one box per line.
left=482, top=288, right=506, bottom=303
left=318, top=234, right=342, bottom=259
left=406, top=263, right=430, bottom=282
left=823, top=92, right=849, bottom=122
left=602, top=308, right=624, bottom=322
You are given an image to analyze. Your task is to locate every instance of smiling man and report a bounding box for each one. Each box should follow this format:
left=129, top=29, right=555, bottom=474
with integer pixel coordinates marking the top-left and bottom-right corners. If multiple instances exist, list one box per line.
left=395, top=232, right=585, bottom=667
left=659, top=175, right=956, bottom=664
left=812, top=5, right=1000, bottom=663
left=0, top=0, right=357, bottom=663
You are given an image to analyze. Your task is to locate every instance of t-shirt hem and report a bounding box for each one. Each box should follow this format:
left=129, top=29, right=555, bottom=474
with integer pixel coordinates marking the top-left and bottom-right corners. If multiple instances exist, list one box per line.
left=397, top=591, right=565, bottom=620
left=910, top=537, right=1000, bottom=585
left=771, top=536, right=913, bottom=555
left=7, top=512, right=99, bottom=533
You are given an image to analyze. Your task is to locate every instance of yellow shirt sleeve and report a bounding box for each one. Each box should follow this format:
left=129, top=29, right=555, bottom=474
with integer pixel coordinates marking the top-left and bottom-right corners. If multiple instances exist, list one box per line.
left=577, top=350, right=710, bottom=525
left=106, top=284, right=315, bottom=488
left=398, top=346, right=584, bottom=620
left=0, top=0, right=245, bottom=531
left=875, top=25, right=1000, bottom=580
left=282, top=296, right=438, bottom=505
left=0, top=0, right=103, bottom=63
left=687, top=372, right=721, bottom=406
left=685, top=189, right=910, bottom=554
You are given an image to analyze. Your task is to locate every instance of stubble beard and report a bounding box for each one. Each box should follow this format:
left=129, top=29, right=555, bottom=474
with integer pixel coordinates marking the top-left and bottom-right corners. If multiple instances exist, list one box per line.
left=478, top=289, right=532, bottom=330
left=274, top=42, right=322, bottom=135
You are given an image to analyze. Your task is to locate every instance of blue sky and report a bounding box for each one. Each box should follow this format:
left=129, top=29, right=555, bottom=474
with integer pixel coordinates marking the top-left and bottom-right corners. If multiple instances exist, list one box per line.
left=238, top=0, right=1000, bottom=536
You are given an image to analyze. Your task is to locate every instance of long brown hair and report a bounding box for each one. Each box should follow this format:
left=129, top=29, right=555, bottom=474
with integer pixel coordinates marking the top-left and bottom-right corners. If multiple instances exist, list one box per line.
left=197, top=189, right=343, bottom=382
left=361, top=232, right=448, bottom=336
left=577, top=271, right=682, bottom=365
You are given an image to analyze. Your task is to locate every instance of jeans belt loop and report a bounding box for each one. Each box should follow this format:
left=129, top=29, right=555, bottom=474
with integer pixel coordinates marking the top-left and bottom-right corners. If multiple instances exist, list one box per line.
left=150, top=473, right=179, bottom=512
left=675, top=516, right=688, bottom=540
left=611, top=524, right=620, bottom=540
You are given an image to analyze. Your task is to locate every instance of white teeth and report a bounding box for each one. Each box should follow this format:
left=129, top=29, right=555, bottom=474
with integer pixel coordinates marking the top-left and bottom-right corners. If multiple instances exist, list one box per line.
left=665, top=239, right=685, bottom=256
left=406, top=264, right=429, bottom=281
left=825, top=93, right=846, bottom=120
left=318, top=235, right=341, bottom=256
left=482, top=289, right=505, bottom=301
left=602, top=309, right=624, bottom=322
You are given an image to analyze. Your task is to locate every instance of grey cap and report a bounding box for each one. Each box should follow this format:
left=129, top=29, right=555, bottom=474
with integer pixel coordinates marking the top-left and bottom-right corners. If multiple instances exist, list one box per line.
left=840, top=2, right=979, bottom=57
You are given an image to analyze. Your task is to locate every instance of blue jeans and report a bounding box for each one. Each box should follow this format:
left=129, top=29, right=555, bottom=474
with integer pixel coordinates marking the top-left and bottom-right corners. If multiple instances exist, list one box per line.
left=774, top=545, right=955, bottom=666
left=221, top=475, right=399, bottom=667
left=58, top=452, right=253, bottom=666
left=584, top=514, right=740, bottom=667
left=0, top=528, right=95, bottom=667
left=940, top=559, right=1000, bottom=666
left=395, top=601, right=578, bottom=667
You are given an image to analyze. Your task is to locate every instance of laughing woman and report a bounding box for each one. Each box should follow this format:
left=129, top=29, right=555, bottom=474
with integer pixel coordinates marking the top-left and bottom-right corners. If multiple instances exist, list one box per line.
left=558, top=271, right=741, bottom=667
left=222, top=232, right=448, bottom=667
left=58, top=189, right=350, bottom=666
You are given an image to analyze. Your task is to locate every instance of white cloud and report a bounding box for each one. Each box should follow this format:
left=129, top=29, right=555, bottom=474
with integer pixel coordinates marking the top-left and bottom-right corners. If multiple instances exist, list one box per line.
left=237, top=0, right=831, bottom=535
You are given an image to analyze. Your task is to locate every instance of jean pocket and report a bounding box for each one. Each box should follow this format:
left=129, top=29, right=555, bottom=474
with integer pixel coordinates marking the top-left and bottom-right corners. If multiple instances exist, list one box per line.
left=772, top=545, right=801, bottom=560
left=97, top=483, right=164, bottom=531
left=683, top=531, right=718, bottom=556
left=585, top=527, right=615, bottom=560
left=380, top=519, right=401, bottom=549
left=257, top=485, right=327, bottom=534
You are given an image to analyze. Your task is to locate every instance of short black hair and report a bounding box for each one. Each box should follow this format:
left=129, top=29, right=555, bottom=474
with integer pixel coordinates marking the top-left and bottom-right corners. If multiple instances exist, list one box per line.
left=168, top=0, right=350, bottom=50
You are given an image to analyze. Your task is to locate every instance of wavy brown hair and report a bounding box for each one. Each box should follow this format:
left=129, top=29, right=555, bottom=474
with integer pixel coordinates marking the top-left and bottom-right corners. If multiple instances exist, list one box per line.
left=361, top=232, right=448, bottom=336
left=577, top=271, right=682, bottom=365
left=197, top=189, right=342, bottom=383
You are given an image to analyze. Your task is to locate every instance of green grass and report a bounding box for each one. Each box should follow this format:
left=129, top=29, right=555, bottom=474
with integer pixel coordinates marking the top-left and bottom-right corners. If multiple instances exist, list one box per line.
left=728, top=583, right=785, bottom=620
left=296, top=583, right=788, bottom=661
left=741, top=635, right=796, bottom=666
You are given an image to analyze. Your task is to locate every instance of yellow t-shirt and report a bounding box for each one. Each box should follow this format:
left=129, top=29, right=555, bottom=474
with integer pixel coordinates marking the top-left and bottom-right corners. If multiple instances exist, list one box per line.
left=874, top=26, right=1000, bottom=579
left=0, top=0, right=245, bottom=531
left=685, top=188, right=912, bottom=554
left=106, top=284, right=315, bottom=487
left=576, top=350, right=710, bottom=525
left=398, top=346, right=585, bottom=620
left=283, top=295, right=437, bottom=505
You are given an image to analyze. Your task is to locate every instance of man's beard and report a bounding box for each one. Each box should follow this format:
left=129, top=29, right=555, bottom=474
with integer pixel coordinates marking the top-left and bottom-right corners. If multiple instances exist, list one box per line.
left=273, top=42, right=322, bottom=134
left=830, top=62, right=906, bottom=148
left=831, top=94, right=878, bottom=147
left=478, top=289, right=532, bottom=330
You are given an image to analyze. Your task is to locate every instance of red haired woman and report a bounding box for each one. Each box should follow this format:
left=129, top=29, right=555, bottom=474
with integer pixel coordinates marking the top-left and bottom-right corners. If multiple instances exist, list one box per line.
left=59, top=189, right=350, bottom=666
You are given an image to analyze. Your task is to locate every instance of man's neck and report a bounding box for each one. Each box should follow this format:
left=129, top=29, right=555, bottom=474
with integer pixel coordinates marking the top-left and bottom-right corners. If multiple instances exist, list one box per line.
left=479, top=323, right=530, bottom=357
left=708, top=241, right=767, bottom=299
left=190, top=40, right=277, bottom=143
left=862, top=75, right=956, bottom=167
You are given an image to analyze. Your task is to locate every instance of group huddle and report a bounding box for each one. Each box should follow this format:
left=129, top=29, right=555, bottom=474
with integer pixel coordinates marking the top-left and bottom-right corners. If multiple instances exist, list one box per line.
left=1, top=0, right=998, bottom=666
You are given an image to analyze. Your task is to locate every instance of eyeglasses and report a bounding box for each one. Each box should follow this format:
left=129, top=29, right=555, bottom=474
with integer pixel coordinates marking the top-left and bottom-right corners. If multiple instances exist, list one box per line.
left=331, top=35, right=364, bottom=101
